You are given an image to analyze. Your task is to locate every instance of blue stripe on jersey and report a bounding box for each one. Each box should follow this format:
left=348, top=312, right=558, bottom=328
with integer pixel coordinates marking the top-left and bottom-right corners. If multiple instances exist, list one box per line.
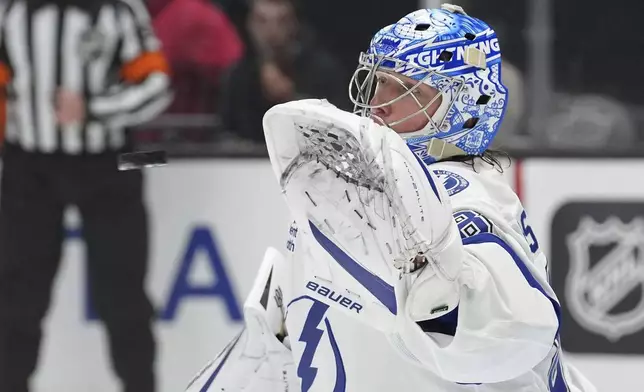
left=309, top=220, right=397, bottom=314
left=460, top=233, right=569, bottom=390
left=462, top=233, right=562, bottom=328
left=198, top=331, right=243, bottom=391
left=549, top=338, right=571, bottom=392
left=325, top=318, right=347, bottom=392
left=287, top=295, right=318, bottom=310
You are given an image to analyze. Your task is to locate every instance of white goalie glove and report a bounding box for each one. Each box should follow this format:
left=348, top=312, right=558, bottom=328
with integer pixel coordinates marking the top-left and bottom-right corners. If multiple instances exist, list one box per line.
left=185, top=248, right=299, bottom=392
left=263, top=99, right=465, bottom=330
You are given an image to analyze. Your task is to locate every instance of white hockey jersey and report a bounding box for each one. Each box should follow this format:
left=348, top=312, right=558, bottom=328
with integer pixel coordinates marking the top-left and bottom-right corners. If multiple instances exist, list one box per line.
left=186, top=100, right=596, bottom=392
left=277, top=158, right=595, bottom=392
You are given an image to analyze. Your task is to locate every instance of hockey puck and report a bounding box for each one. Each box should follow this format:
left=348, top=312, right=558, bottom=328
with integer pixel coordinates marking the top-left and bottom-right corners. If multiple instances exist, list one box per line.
left=118, top=150, right=168, bottom=171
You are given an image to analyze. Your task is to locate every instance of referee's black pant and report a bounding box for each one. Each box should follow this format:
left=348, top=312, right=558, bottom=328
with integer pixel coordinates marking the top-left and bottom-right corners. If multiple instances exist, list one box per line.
left=0, top=143, right=156, bottom=392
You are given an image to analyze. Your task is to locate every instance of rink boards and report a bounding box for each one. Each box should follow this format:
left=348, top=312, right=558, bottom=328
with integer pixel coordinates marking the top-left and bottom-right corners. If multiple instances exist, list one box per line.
left=4, top=158, right=640, bottom=392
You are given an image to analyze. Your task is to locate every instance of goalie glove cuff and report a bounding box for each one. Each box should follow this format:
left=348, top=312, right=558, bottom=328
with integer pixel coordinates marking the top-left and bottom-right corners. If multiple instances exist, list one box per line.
left=405, top=224, right=464, bottom=321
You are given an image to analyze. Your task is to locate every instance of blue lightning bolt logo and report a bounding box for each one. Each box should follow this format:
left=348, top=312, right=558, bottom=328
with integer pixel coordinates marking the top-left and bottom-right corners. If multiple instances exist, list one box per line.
left=297, top=301, right=329, bottom=392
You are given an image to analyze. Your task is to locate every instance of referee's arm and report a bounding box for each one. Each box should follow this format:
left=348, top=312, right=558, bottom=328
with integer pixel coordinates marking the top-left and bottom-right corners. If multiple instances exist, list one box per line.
left=88, top=0, right=172, bottom=128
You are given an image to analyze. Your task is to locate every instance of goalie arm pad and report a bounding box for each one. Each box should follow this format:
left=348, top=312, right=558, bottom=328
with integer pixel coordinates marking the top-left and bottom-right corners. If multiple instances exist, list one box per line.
left=185, top=247, right=299, bottom=392
left=395, top=235, right=559, bottom=384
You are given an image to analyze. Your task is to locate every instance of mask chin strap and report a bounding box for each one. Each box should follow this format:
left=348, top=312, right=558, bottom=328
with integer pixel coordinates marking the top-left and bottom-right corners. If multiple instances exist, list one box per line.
left=401, top=123, right=467, bottom=162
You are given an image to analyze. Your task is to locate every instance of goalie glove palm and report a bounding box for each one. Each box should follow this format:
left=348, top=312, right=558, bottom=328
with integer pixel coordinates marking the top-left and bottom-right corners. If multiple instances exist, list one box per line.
left=263, top=99, right=463, bottom=323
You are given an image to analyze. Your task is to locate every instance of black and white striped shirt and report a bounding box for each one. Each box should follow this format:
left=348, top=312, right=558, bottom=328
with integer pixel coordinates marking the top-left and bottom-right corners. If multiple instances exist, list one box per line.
left=0, top=0, right=172, bottom=154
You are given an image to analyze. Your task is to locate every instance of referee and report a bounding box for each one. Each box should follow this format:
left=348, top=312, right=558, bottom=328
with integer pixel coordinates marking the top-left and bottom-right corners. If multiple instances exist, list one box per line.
left=0, top=0, right=171, bottom=391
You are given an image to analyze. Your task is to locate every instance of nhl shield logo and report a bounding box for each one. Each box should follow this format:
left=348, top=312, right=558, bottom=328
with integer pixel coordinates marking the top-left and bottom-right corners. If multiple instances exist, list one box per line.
left=565, top=216, right=644, bottom=342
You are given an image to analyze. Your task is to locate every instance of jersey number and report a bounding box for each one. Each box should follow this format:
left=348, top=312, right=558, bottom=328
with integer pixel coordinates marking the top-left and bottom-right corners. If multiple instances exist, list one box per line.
left=520, top=210, right=539, bottom=254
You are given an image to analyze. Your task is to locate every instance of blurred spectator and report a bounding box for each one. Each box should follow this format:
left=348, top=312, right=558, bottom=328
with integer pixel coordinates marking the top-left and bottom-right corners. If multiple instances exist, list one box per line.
left=544, top=94, right=636, bottom=150
left=149, top=0, right=243, bottom=113
left=218, top=0, right=347, bottom=143
left=213, top=0, right=250, bottom=43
